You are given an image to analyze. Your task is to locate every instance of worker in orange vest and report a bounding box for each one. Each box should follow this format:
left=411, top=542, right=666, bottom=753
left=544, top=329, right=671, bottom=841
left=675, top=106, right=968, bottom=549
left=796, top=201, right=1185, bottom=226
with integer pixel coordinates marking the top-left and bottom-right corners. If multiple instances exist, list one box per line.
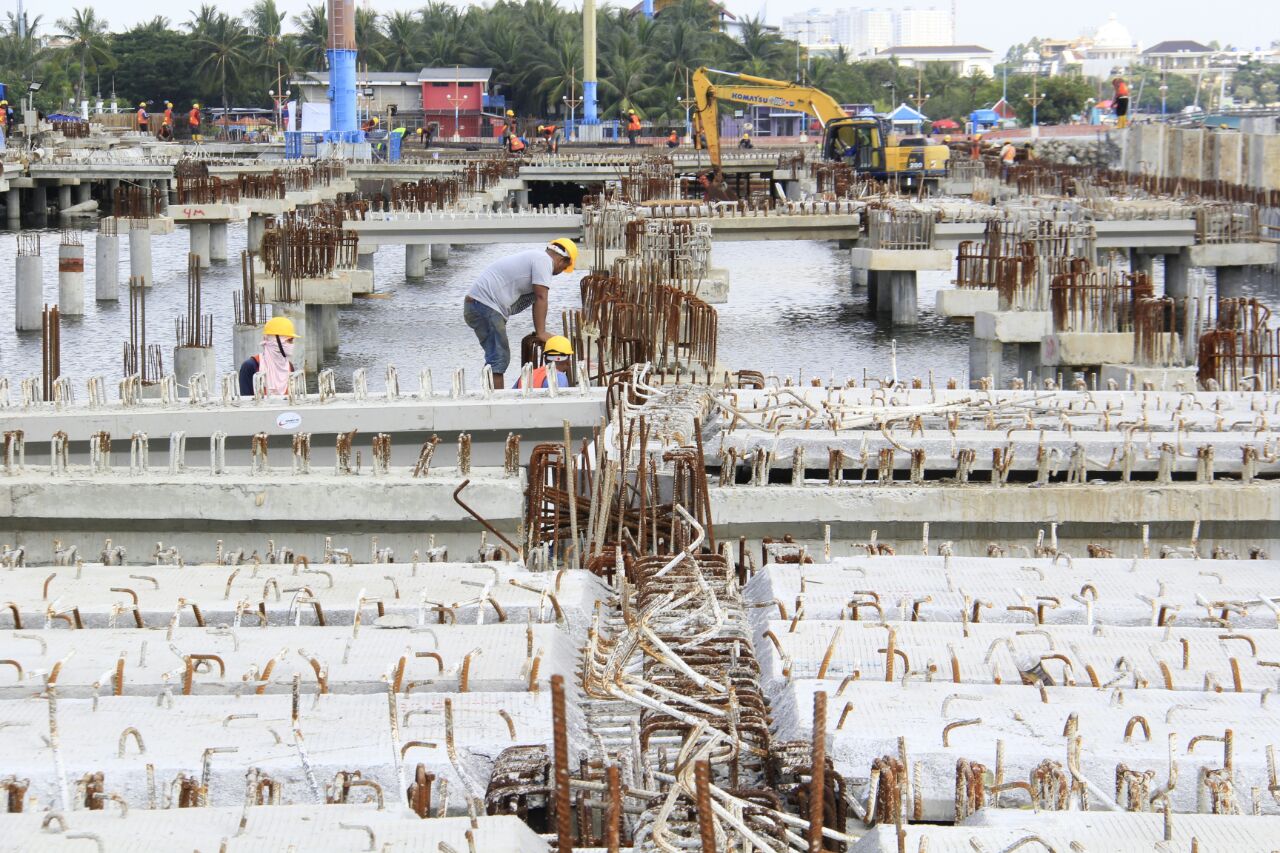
left=666, top=129, right=679, bottom=148
left=515, top=335, right=573, bottom=389
left=625, top=109, right=641, bottom=145
left=158, top=101, right=174, bottom=140
left=509, top=132, right=526, bottom=154
left=0, top=100, right=8, bottom=138
left=188, top=103, right=202, bottom=142
left=538, top=124, right=563, bottom=153
left=136, top=102, right=149, bottom=133
left=1112, top=77, right=1131, bottom=129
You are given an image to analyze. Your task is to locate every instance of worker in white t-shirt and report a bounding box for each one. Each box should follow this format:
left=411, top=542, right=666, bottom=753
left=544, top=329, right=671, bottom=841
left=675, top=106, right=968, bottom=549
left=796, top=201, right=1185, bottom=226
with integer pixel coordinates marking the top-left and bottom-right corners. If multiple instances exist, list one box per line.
left=462, top=238, right=579, bottom=389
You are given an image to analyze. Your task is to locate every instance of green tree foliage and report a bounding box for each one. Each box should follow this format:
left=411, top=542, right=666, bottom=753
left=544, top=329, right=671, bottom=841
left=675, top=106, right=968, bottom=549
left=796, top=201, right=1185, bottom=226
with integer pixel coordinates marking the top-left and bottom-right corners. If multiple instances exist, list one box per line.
left=0, top=1, right=1165, bottom=124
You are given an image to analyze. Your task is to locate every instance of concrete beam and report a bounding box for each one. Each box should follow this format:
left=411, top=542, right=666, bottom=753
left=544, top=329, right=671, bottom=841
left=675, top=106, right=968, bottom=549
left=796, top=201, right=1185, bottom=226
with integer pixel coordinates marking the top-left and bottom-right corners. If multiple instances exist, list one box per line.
left=850, top=247, right=952, bottom=272
left=1187, top=242, right=1276, bottom=268
left=973, top=310, right=1050, bottom=344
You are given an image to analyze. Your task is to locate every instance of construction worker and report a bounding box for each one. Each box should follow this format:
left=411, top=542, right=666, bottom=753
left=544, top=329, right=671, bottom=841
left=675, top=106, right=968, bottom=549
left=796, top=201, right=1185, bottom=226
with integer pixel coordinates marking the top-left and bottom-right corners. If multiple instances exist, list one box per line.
left=508, top=132, right=526, bottom=155
left=188, top=103, right=202, bottom=142
left=999, top=140, right=1017, bottom=179
left=970, top=133, right=982, bottom=160
left=136, top=102, right=149, bottom=133
left=514, top=335, right=573, bottom=389
left=538, top=124, right=563, bottom=154
left=666, top=128, right=679, bottom=148
left=463, top=238, right=578, bottom=389
left=738, top=132, right=753, bottom=149
left=0, top=100, right=8, bottom=139
left=238, top=316, right=300, bottom=397
left=625, top=109, right=641, bottom=145
left=1112, top=77, right=1130, bottom=129
left=158, top=101, right=174, bottom=141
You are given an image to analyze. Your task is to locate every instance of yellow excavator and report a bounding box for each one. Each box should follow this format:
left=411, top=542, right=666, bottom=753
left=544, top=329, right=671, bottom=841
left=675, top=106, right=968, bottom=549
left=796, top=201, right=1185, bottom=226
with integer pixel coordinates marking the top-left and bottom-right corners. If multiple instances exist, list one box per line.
left=691, top=66, right=949, bottom=190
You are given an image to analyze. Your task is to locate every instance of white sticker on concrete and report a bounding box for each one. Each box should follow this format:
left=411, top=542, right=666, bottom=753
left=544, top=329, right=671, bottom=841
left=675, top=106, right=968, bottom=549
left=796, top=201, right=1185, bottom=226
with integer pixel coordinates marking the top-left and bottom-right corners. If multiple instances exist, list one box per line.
left=276, top=411, right=302, bottom=431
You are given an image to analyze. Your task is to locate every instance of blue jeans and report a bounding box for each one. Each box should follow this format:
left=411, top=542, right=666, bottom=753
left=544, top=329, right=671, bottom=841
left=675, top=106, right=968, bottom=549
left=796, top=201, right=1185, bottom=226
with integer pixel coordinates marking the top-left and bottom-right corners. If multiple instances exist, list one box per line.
left=464, top=299, right=510, bottom=374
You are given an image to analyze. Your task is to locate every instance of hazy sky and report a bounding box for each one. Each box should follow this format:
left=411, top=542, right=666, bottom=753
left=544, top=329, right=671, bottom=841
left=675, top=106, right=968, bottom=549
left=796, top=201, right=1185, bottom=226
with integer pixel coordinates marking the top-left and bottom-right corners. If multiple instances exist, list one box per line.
left=22, top=0, right=1279, bottom=56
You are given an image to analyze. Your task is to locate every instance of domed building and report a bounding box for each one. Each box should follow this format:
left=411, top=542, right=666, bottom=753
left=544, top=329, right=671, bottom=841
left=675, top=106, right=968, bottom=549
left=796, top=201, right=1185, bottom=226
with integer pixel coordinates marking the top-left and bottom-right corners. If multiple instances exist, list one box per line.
left=1081, top=13, right=1140, bottom=78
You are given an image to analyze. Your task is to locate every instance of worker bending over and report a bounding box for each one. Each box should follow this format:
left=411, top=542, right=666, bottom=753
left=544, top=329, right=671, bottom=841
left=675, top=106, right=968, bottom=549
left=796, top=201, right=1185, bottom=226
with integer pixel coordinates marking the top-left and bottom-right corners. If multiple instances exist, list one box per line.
left=738, top=132, right=753, bottom=149
left=463, top=238, right=578, bottom=389
left=515, top=335, right=574, bottom=389
left=1112, top=77, right=1130, bottom=129
left=538, top=124, right=563, bottom=154
left=238, top=317, right=299, bottom=396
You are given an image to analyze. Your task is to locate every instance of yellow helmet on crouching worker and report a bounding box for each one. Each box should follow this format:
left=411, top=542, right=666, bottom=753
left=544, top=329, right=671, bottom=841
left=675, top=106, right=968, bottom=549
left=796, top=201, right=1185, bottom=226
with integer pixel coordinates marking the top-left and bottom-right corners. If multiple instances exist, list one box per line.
left=548, top=238, right=578, bottom=273
left=263, top=316, right=300, bottom=338
left=544, top=335, right=574, bottom=357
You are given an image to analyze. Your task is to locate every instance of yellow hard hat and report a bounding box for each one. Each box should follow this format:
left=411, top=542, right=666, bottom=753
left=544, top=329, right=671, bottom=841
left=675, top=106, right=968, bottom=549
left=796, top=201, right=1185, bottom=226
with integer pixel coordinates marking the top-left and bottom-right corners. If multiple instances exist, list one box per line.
left=139, top=102, right=146, bottom=107
left=537, top=125, right=545, bottom=132
left=506, top=109, right=515, bottom=117
left=165, top=101, right=173, bottom=108
left=544, top=335, right=574, bottom=356
left=548, top=238, right=578, bottom=274
left=943, top=135, right=952, bottom=142
left=193, top=103, right=200, bottom=109
left=263, top=316, right=300, bottom=338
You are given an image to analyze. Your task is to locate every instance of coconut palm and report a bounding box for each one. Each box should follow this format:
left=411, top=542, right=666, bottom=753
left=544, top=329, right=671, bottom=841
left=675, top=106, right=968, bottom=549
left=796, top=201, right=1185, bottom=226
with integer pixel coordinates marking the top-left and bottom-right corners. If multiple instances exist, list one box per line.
left=57, top=7, right=112, bottom=105
left=381, top=11, right=420, bottom=72
left=193, top=12, right=251, bottom=109
left=291, top=4, right=327, bottom=70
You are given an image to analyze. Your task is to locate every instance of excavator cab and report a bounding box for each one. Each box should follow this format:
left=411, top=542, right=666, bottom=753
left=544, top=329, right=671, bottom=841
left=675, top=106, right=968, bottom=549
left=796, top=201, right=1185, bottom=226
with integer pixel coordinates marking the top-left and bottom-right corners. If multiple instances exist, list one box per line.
left=823, top=118, right=885, bottom=174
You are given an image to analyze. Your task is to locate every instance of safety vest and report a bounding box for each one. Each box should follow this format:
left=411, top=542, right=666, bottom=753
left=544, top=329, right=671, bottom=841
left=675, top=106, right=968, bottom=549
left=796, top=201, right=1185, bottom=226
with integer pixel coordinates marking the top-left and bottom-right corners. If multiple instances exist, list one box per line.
left=1001, top=144, right=1016, bottom=163
left=162, top=108, right=173, bottom=126
left=137, top=108, right=148, bottom=126
left=517, top=366, right=566, bottom=389
left=668, top=131, right=677, bottom=143
left=543, top=125, right=557, bottom=137
left=188, top=109, right=200, bottom=127
left=627, top=115, right=641, bottom=132
left=509, top=135, right=526, bottom=152
left=1114, top=81, right=1130, bottom=98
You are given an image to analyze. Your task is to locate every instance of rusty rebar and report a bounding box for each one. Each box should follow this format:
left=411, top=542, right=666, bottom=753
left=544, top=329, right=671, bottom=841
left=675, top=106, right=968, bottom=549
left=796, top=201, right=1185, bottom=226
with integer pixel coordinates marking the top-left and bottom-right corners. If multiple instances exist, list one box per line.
left=695, top=758, right=716, bottom=852
left=809, top=690, right=827, bottom=852
left=551, top=674, right=573, bottom=853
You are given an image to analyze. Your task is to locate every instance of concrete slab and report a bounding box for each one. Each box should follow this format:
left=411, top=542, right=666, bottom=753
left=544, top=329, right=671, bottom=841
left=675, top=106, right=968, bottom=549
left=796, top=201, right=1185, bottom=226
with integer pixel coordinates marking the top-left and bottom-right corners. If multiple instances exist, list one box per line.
left=935, top=287, right=997, bottom=318
left=102, top=216, right=175, bottom=235
left=1099, top=364, right=1199, bottom=391
left=170, top=203, right=249, bottom=222
left=973, top=310, right=1050, bottom=343
left=1186, top=242, right=1276, bottom=267
left=1040, top=332, right=1133, bottom=367
left=850, top=247, right=952, bottom=272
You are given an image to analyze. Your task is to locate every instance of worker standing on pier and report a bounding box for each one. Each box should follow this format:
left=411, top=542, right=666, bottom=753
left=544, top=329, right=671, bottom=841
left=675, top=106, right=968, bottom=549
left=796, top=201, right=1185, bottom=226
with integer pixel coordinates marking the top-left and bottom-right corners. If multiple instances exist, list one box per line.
left=188, top=103, right=202, bottom=142
left=239, top=317, right=300, bottom=396
left=463, top=238, right=578, bottom=389
left=667, top=129, right=679, bottom=148
left=999, top=140, right=1016, bottom=179
left=626, top=109, right=642, bottom=145
left=515, top=335, right=574, bottom=389
left=1112, top=77, right=1130, bottom=129
left=159, top=101, right=174, bottom=141
left=136, top=102, right=149, bottom=133
left=0, top=100, right=8, bottom=140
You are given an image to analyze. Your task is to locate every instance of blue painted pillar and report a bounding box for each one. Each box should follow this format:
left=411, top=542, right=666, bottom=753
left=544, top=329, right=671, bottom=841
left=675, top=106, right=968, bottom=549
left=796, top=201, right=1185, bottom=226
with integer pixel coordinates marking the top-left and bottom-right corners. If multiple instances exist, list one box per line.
left=584, top=81, right=598, bottom=124
left=327, top=48, right=359, bottom=138
left=642, top=0, right=654, bottom=18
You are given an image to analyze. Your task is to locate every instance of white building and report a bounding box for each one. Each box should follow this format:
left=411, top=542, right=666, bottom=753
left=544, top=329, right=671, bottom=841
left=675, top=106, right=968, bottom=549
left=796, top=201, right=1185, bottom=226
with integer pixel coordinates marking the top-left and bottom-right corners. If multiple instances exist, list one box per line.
left=851, top=9, right=895, bottom=57
left=895, top=7, right=953, bottom=47
left=781, top=9, right=837, bottom=46
left=1079, top=14, right=1140, bottom=78
left=878, top=44, right=995, bottom=77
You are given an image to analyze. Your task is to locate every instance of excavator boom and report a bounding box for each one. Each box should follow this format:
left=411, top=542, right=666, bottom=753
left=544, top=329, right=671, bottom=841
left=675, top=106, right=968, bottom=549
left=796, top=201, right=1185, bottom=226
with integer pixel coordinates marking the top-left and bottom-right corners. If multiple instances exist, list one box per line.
left=692, top=67, right=848, bottom=169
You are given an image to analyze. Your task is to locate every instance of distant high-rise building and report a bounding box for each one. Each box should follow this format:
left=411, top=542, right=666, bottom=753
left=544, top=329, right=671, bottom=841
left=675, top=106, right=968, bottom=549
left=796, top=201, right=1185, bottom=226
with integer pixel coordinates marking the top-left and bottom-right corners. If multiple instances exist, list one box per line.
left=781, top=9, right=837, bottom=45
left=895, top=6, right=953, bottom=46
left=852, top=8, right=895, bottom=56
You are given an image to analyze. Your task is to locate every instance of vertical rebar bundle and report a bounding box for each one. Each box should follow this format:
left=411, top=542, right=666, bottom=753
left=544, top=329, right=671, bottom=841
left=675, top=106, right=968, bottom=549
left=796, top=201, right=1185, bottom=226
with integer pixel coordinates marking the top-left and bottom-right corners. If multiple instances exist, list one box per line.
left=177, top=254, right=214, bottom=348
left=41, top=305, right=60, bottom=402
left=123, top=277, right=163, bottom=383
left=234, top=251, right=264, bottom=326
left=1050, top=267, right=1152, bottom=334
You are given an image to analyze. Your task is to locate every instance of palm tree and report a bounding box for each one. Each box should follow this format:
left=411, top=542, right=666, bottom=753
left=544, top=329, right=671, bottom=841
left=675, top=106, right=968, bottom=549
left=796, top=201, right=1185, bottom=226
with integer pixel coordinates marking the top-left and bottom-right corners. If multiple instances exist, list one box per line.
left=2, top=12, right=47, bottom=82
left=186, top=4, right=220, bottom=40
left=381, top=11, right=421, bottom=72
left=193, top=12, right=251, bottom=109
left=57, top=7, right=112, bottom=105
left=291, top=4, right=327, bottom=71
left=245, top=0, right=286, bottom=86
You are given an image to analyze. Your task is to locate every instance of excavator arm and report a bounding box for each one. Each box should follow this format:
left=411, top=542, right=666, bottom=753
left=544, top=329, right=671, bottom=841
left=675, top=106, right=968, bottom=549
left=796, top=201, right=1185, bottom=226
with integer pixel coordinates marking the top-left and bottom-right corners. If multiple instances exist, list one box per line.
left=692, top=67, right=849, bottom=169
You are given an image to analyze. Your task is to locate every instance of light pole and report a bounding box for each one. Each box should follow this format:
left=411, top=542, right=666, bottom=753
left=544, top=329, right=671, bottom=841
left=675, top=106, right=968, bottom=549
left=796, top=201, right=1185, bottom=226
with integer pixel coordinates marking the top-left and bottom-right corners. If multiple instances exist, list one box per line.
left=1023, top=75, right=1045, bottom=131
left=562, top=70, right=581, bottom=141
left=1159, top=74, right=1169, bottom=118
left=882, top=80, right=896, bottom=111
left=268, top=87, right=291, bottom=132
left=446, top=66, right=468, bottom=142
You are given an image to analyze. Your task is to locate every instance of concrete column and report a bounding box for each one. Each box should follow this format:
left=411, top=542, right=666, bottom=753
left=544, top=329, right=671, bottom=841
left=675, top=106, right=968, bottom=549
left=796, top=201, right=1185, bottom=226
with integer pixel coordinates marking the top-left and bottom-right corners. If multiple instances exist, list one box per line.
left=271, top=303, right=312, bottom=372
left=233, top=324, right=260, bottom=368
left=15, top=253, right=43, bottom=331
left=1163, top=250, right=1190, bottom=299
left=868, top=271, right=889, bottom=316
left=405, top=244, right=429, bottom=279
left=1128, top=250, right=1154, bottom=278
left=106, top=179, right=119, bottom=210
left=514, top=189, right=529, bottom=209
left=172, top=347, right=217, bottom=395
left=30, top=185, right=48, bottom=224
left=430, top=243, right=450, bottom=263
left=357, top=249, right=376, bottom=274
left=209, top=221, right=229, bottom=262
left=247, top=215, right=266, bottom=254
left=5, top=188, right=19, bottom=226
left=303, top=304, right=325, bottom=370
left=850, top=266, right=868, bottom=287
left=95, top=230, right=119, bottom=301
left=321, top=305, right=339, bottom=353
left=889, top=271, right=918, bottom=326
left=1216, top=266, right=1249, bottom=300
left=129, top=222, right=154, bottom=286
left=76, top=183, right=91, bottom=205
left=155, top=180, right=169, bottom=213
left=1016, top=343, right=1041, bottom=385
left=57, top=184, right=72, bottom=213
left=190, top=222, right=211, bottom=268
left=57, top=241, right=85, bottom=315
left=969, top=337, right=1002, bottom=388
